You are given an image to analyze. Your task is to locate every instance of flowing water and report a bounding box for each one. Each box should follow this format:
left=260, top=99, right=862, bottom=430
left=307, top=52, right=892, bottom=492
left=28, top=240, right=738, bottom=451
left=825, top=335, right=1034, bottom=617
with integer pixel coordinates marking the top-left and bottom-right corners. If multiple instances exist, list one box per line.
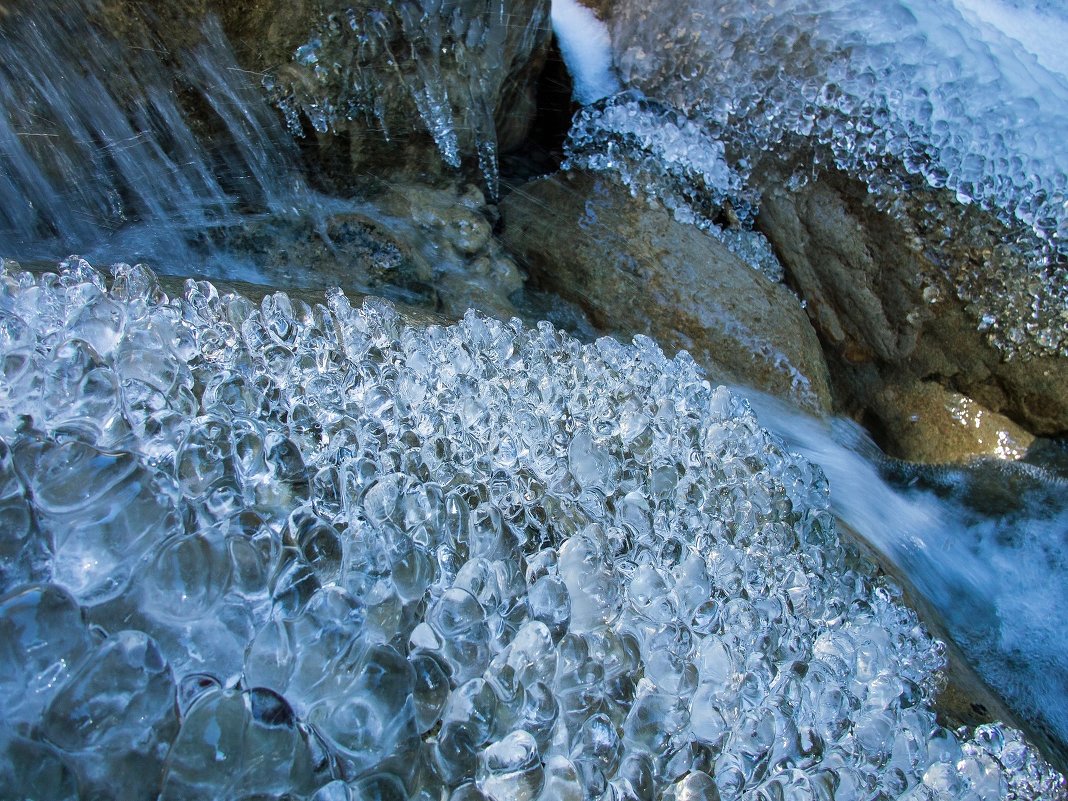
left=746, top=391, right=1068, bottom=767
left=0, top=0, right=1067, bottom=798
left=0, top=2, right=315, bottom=264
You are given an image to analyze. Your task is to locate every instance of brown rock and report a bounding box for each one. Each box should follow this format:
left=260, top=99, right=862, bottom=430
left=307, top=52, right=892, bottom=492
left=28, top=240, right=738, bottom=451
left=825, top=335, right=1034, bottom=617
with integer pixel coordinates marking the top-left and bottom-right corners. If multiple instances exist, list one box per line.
left=500, top=171, right=832, bottom=413
left=757, top=166, right=1068, bottom=441
left=870, top=380, right=1034, bottom=464
left=202, top=179, right=525, bottom=322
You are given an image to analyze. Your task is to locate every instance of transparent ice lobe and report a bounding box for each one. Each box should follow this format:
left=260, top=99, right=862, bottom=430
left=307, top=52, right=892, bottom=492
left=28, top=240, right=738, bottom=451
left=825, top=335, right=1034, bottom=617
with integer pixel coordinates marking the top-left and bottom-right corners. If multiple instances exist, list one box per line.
left=477, top=729, right=544, bottom=801
left=42, top=630, right=178, bottom=798
left=160, top=687, right=323, bottom=801
left=13, top=436, right=177, bottom=605
left=0, top=583, right=93, bottom=728
left=0, top=261, right=1061, bottom=800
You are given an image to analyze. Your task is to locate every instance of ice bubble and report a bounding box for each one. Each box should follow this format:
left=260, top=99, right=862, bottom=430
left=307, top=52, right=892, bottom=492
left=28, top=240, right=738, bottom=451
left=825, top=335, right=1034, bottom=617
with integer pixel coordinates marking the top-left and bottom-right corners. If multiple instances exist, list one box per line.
left=476, top=729, right=544, bottom=801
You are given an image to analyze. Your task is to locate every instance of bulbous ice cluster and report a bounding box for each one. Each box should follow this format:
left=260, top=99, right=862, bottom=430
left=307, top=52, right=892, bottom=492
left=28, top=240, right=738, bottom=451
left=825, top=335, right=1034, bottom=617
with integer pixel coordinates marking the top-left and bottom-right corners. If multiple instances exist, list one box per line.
left=563, top=92, right=785, bottom=283
left=604, top=0, right=1068, bottom=357
left=267, top=0, right=549, bottom=198
left=0, top=259, right=1063, bottom=800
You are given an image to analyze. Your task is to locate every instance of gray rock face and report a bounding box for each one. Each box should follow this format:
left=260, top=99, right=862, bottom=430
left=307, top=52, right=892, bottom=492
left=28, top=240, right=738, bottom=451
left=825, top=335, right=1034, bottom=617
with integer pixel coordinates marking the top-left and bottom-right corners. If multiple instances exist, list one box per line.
left=758, top=167, right=1068, bottom=441
left=500, top=171, right=832, bottom=413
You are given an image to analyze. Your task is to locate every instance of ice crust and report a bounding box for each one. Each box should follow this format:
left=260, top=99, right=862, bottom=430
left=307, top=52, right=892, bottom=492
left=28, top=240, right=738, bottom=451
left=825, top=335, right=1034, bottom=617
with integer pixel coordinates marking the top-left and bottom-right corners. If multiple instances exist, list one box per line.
left=0, top=259, right=1063, bottom=799
left=563, top=92, right=785, bottom=283
left=600, top=0, right=1068, bottom=357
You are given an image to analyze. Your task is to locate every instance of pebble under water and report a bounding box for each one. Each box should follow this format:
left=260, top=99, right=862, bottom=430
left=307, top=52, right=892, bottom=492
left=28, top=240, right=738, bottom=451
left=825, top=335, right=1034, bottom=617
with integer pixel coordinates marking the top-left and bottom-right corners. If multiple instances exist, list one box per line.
left=0, top=260, right=1064, bottom=800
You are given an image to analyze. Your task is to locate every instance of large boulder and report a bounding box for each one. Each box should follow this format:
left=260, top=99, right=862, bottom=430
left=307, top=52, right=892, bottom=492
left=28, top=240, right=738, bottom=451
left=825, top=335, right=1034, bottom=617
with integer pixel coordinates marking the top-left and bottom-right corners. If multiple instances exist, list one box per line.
left=757, top=166, right=1068, bottom=448
left=500, top=171, right=833, bottom=413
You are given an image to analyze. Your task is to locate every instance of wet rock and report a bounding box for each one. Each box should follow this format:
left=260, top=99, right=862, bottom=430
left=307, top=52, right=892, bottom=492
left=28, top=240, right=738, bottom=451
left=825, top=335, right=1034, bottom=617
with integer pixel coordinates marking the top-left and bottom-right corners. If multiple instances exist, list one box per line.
left=364, top=181, right=525, bottom=321
left=757, top=166, right=1068, bottom=440
left=206, top=213, right=437, bottom=308
left=869, top=380, right=1034, bottom=464
left=500, top=171, right=832, bottom=413
left=164, top=180, right=524, bottom=322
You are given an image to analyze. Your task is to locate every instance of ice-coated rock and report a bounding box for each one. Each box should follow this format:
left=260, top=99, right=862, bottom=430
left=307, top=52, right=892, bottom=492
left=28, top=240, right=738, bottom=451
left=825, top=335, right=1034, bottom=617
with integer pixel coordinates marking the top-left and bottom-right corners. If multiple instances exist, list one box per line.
left=0, top=259, right=1062, bottom=799
left=264, top=0, right=551, bottom=196
left=593, top=0, right=1068, bottom=358
left=500, top=170, right=833, bottom=413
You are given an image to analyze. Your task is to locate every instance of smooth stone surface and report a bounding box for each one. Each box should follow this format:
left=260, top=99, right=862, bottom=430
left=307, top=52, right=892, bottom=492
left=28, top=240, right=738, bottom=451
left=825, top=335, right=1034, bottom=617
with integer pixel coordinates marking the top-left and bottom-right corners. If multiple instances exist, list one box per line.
left=500, top=171, right=833, bottom=413
left=871, top=380, right=1035, bottom=464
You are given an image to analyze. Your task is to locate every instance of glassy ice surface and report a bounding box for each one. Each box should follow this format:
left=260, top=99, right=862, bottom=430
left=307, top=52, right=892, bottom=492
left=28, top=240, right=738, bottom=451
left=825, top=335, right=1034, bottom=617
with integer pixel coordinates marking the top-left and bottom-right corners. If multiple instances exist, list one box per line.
left=0, top=259, right=1062, bottom=799
left=599, top=0, right=1068, bottom=357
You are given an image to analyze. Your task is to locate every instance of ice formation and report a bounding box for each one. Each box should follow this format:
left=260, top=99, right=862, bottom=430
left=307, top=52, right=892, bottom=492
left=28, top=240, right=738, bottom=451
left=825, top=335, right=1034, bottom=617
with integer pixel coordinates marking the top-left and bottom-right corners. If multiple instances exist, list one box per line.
left=267, top=0, right=550, bottom=199
left=601, top=0, right=1068, bottom=357
left=563, top=92, right=785, bottom=283
left=550, top=0, right=621, bottom=105
left=0, top=259, right=1063, bottom=800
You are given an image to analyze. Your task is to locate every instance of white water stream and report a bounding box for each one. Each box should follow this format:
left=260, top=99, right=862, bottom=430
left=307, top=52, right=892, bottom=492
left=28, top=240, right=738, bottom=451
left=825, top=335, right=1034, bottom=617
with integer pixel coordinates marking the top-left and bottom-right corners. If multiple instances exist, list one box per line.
left=747, top=391, right=1068, bottom=756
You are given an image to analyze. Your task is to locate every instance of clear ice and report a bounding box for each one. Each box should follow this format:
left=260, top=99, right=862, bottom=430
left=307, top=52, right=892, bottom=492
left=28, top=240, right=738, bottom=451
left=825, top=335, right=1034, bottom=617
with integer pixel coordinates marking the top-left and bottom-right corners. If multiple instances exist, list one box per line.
left=588, top=0, right=1068, bottom=357
left=267, top=0, right=551, bottom=199
left=0, top=258, right=1063, bottom=800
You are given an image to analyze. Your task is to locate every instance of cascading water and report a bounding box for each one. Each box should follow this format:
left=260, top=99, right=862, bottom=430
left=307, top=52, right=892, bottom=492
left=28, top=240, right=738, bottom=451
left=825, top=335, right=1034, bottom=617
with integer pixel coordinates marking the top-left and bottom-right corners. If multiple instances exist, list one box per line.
left=747, top=391, right=1068, bottom=768
left=0, top=0, right=313, bottom=267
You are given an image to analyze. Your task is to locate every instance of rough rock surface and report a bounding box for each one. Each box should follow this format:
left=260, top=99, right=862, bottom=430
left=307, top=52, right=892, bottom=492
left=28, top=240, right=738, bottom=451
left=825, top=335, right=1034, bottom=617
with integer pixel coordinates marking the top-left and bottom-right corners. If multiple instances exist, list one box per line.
left=500, top=171, right=832, bottom=413
left=757, top=166, right=1068, bottom=442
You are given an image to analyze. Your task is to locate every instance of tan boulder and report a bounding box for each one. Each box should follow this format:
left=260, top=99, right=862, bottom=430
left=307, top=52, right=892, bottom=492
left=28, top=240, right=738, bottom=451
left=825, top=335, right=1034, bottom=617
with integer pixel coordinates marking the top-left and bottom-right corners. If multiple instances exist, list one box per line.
left=500, top=171, right=832, bottom=413
left=870, top=380, right=1034, bottom=464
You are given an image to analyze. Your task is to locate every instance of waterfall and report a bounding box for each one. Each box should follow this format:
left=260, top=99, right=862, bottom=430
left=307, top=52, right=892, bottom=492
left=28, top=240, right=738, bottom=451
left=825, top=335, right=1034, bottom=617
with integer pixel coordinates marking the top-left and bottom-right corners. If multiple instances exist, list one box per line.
left=0, top=2, right=312, bottom=265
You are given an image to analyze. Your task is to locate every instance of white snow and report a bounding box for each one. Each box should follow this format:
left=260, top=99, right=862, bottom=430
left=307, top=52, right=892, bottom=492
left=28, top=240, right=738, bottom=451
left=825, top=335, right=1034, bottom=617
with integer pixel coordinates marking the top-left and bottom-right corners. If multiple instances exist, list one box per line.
left=953, top=0, right=1068, bottom=78
left=550, top=0, right=621, bottom=105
